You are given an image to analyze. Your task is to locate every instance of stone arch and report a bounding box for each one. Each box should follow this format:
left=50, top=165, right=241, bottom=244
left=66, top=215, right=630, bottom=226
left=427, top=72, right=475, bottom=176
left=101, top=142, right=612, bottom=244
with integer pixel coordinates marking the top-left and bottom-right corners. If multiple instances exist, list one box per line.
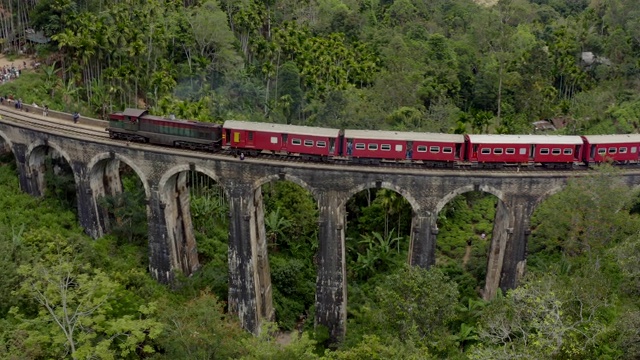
left=252, top=173, right=318, bottom=200
left=534, top=184, right=567, bottom=209
left=435, top=184, right=506, bottom=215
left=0, top=129, right=15, bottom=158
left=26, top=138, right=78, bottom=183
left=25, top=139, right=78, bottom=197
left=158, top=164, right=223, bottom=277
left=158, top=164, right=221, bottom=203
left=344, top=181, right=419, bottom=214
left=87, top=152, right=151, bottom=199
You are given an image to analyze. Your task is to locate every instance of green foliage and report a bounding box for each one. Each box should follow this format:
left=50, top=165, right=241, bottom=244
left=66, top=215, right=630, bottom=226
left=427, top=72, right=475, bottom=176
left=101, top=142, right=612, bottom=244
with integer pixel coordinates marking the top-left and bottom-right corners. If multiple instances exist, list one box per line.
left=270, top=255, right=316, bottom=330
left=437, top=192, right=496, bottom=301
left=345, top=265, right=459, bottom=354
left=43, top=155, right=77, bottom=212
left=326, top=334, right=432, bottom=360
left=530, top=165, right=640, bottom=264
left=261, top=181, right=318, bottom=330
left=240, top=322, right=320, bottom=360
left=98, top=173, right=148, bottom=246
left=153, top=292, right=248, bottom=359
left=470, top=269, right=617, bottom=360
left=10, top=230, right=163, bottom=359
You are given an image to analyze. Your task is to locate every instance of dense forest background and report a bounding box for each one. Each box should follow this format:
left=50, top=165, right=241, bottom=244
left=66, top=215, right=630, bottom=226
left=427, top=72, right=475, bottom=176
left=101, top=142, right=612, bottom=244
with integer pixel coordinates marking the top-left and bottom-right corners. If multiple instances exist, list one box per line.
left=0, top=0, right=639, bottom=134
left=0, top=0, right=640, bottom=358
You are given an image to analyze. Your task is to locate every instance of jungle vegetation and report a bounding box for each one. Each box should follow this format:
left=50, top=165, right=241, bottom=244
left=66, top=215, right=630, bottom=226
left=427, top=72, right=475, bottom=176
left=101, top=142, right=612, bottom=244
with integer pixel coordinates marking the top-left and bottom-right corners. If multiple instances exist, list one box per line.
left=0, top=0, right=640, bottom=358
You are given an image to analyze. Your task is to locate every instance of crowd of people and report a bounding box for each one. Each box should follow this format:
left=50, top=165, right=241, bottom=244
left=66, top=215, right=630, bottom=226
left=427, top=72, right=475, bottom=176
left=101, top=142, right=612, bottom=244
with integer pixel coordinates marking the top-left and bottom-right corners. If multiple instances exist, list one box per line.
left=0, top=94, right=79, bottom=123
left=0, top=61, right=30, bottom=84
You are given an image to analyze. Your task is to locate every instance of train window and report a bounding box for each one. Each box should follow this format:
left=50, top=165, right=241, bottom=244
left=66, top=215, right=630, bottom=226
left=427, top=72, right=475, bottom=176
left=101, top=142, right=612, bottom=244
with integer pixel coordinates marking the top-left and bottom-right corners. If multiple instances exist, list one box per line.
left=552, top=148, right=561, bottom=155
left=443, top=147, right=453, bottom=153
left=417, top=146, right=427, bottom=152
left=540, top=148, right=549, bottom=155
left=368, top=143, right=378, bottom=150
left=304, top=140, right=314, bottom=147
left=506, top=148, right=515, bottom=154
left=355, top=143, right=365, bottom=150
left=248, top=132, right=254, bottom=141
left=430, top=146, right=440, bottom=153
left=494, top=148, right=503, bottom=155
left=481, top=148, right=491, bottom=155
left=381, top=144, right=391, bottom=151
left=270, top=136, right=278, bottom=144
left=317, top=141, right=326, bottom=148
left=609, top=147, right=617, bottom=154
left=598, top=148, right=606, bottom=155
left=632, top=147, right=637, bottom=153
left=395, top=144, right=403, bottom=152
left=520, top=148, right=527, bottom=155
left=563, top=148, right=573, bottom=155
left=620, top=147, right=627, bottom=154
left=292, top=138, right=302, bottom=145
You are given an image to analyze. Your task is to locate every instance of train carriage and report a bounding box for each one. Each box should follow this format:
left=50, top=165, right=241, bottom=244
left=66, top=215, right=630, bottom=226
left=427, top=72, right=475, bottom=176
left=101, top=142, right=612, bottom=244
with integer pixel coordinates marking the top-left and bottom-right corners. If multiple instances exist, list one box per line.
left=223, top=120, right=341, bottom=157
left=465, top=134, right=584, bottom=167
left=581, top=134, right=640, bottom=164
left=343, top=129, right=465, bottom=164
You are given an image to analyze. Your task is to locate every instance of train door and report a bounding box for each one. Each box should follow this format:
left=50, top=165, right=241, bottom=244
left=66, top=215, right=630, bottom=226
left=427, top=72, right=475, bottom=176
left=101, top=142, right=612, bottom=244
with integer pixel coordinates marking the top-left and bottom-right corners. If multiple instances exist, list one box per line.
left=574, top=144, right=582, bottom=161
left=224, top=129, right=231, bottom=146
left=529, top=145, right=535, bottom=160
left=233, top=130, right=241, bottom=145
left=247, top=131, right=254, bottom=146
left=590, top=145, right=597, bottom=161
left=406, top=141, right=413, bottom=160
left=281, top=133, right=288, bottom=151
left=329, top=138, right=336, bottom=155
left=455, top=143, right=462, bottom=160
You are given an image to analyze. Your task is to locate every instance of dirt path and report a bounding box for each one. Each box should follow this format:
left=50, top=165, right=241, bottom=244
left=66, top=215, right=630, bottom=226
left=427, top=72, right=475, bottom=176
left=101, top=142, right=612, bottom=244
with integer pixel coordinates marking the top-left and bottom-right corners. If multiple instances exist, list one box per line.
left=0, top=54, right=33, bottom=70
left=463, top=244, right=472, bottom=266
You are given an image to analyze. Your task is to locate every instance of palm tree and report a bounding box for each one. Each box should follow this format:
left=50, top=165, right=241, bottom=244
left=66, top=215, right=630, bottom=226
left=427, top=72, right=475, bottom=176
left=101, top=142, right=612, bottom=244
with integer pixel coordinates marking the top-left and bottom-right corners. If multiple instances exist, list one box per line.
left=264, top=207, right=291, bottom=249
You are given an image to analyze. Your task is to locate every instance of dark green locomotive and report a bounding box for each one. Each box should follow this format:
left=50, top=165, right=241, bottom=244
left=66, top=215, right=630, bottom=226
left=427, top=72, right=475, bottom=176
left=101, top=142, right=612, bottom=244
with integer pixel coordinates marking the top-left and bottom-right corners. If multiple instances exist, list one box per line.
left=107, top=108, right=222, bottom=151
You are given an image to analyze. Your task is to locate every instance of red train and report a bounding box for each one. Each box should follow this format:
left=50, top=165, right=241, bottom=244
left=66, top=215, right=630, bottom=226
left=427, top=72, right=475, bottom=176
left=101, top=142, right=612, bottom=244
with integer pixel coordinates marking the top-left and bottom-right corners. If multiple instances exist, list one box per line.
left=107, top=109, right=640, bottom=168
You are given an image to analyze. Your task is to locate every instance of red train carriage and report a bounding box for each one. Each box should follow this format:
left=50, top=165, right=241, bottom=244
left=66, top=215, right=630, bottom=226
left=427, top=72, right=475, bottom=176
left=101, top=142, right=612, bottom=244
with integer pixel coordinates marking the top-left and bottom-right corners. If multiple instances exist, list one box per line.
left=108, top=109, right=222, bottom=150
left=465, top=134, right=583, bottom=167
left=343, top=129, right=465, bottom=164
left=581, top=134, right=640, bottom=164
left=223, top=120, right=341, bottom=157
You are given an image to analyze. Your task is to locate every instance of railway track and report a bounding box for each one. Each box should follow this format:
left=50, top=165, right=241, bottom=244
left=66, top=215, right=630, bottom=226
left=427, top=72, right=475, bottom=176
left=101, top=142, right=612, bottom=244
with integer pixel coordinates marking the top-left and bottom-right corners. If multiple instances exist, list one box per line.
left=0, top=106, right=107, bottom=139
left=2, top=106, right=640, bottom=177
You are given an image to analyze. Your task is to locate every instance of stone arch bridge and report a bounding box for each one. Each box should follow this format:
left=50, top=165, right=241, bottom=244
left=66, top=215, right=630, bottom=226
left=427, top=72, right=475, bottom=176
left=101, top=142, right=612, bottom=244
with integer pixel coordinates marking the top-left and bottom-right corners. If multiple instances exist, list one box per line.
left=2, top=112, right=639, bottom=342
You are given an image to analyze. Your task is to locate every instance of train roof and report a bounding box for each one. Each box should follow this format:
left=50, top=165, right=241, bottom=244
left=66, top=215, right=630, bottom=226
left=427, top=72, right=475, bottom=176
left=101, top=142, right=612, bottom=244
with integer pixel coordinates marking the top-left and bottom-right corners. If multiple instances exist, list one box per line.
left=465, top=134, right=584, bottom=145
left=344, top=129, right=464, bottom=143
left=122, top=108, right=147, bottom=118
left=581, top=134, right=640, bottom=144
left=223, top=120, right=341, bottom=137
left=142, top=114, right=221, bottom=128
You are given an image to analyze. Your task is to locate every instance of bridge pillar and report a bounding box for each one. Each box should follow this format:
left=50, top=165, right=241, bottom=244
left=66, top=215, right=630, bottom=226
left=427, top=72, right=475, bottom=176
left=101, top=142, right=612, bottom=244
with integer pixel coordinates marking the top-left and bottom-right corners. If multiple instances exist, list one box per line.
left=227, top=183, right=272, bottom=335
left=88, top=158, right=124, bottom=238
left=12, top=144, right=32, bottom=194
left=163, top=171, right=199, bottom=276
left=316, top=190, right=347, bottom=343
left=409, top=210, right=438, bottom=268
left=499, top=195, right=535, bottom=291
left=252, top=185, right=274, bottom=323
left=76, top=177, right=102, bottom=239
left=148, top=184, right=173, bottom=284
left=483, top=195, right=535, bottom=299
